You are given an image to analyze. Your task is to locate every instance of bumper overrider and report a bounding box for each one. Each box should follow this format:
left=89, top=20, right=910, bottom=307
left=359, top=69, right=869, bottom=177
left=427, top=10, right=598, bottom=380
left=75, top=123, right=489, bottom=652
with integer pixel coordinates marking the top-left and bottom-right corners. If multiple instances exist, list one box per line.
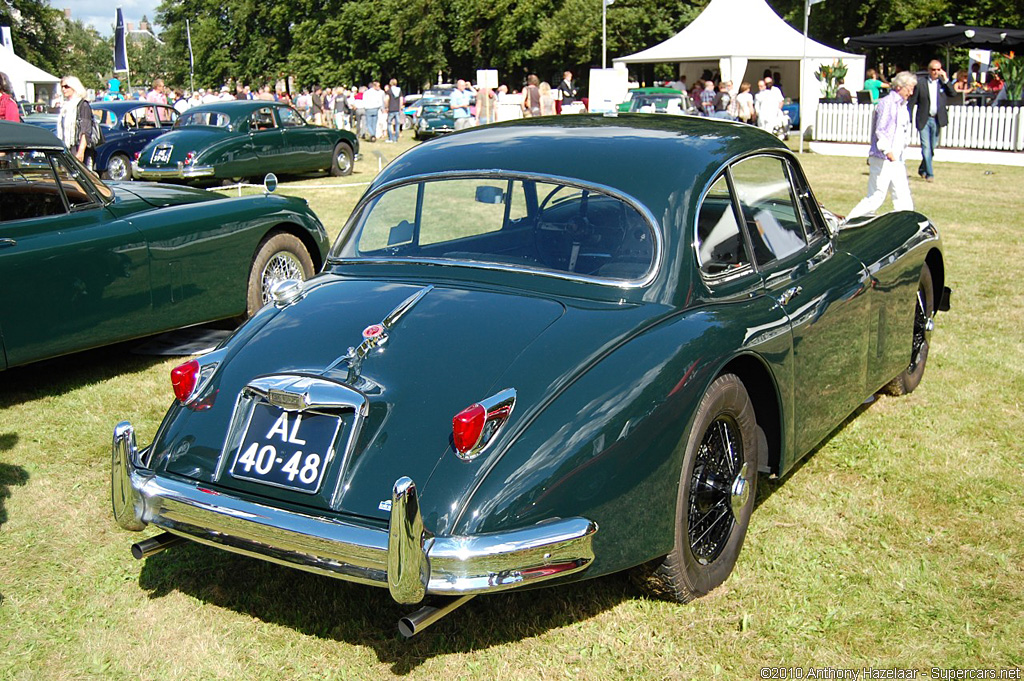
left=111, top=422, right=598, bottom=604
left=131, top=163, right=216, bottom=180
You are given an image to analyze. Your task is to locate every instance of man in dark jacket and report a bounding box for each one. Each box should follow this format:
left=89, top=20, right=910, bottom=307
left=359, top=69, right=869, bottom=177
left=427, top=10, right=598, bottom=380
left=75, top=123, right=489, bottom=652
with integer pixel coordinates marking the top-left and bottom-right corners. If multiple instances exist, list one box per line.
left=907, top=59, right=955, bottom=182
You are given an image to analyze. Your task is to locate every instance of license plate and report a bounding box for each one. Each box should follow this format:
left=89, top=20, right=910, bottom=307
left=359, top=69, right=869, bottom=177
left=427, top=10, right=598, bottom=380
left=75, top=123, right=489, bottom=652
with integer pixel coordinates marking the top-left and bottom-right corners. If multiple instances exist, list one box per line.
left=152, top=146, right=172, bottom=164
left=229, top=403, right=341, bottom=494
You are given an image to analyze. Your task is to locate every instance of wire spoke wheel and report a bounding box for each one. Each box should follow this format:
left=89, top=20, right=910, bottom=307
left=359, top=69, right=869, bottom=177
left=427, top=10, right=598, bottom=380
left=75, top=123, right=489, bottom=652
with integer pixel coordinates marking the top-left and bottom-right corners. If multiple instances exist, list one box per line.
left=688, top=416, right=742, bottom=565
left=260, top=251, right=305, bottom=304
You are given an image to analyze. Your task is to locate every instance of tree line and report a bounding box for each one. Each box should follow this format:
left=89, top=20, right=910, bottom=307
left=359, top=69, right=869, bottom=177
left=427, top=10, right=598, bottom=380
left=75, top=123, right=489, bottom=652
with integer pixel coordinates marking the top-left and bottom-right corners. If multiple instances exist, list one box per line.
left=4, top=0, right=1021, bottom=96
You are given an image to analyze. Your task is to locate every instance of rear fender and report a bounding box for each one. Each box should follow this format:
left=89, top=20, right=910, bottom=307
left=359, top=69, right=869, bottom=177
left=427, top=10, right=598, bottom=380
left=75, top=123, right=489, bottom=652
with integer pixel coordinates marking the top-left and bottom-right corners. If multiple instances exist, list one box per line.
left=450, top=305, right=783, bottom=579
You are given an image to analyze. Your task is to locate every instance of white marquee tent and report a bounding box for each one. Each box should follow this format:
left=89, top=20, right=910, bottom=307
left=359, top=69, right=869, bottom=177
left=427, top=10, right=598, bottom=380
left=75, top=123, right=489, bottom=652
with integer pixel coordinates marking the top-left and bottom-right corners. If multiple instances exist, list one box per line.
left=1, top=45, right=59, bottom=105
left=614, top=0, right=865, bottom=134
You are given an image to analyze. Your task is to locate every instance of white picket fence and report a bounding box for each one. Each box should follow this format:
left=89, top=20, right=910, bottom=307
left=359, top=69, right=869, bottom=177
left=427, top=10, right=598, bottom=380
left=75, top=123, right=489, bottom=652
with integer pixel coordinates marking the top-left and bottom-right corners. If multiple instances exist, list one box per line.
left=815, top=103, right=1024, bottom=151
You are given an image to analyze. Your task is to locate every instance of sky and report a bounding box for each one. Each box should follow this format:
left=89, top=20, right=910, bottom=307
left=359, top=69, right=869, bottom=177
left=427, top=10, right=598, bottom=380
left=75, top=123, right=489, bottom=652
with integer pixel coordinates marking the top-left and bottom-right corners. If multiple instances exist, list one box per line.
left=49, top=0, right=162, bottom=37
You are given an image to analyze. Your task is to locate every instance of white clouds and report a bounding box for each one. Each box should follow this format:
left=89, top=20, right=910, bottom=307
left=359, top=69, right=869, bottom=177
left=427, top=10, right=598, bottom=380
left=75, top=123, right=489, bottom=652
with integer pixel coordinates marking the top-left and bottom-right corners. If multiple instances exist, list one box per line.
left=49, top=0, right=162, bottom=36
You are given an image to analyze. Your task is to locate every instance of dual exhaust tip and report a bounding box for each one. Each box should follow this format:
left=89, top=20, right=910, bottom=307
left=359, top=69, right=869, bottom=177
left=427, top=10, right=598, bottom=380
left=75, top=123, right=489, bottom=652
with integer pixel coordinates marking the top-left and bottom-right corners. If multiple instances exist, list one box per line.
left=128, top=531, right=473, bottom=637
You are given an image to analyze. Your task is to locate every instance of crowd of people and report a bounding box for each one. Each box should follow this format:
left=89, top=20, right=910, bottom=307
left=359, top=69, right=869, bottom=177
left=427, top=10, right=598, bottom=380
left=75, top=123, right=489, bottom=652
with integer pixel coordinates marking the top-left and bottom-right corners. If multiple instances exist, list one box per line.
left=663, top=71, right=789, bottom=134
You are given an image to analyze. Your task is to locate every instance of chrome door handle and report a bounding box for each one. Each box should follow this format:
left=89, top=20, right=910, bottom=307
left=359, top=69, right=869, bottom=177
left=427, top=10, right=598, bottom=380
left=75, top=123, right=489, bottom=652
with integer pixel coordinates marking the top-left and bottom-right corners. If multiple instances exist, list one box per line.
left=776, top=285, right=802, bottom=306
left=0, top=238, right=16, bottom=248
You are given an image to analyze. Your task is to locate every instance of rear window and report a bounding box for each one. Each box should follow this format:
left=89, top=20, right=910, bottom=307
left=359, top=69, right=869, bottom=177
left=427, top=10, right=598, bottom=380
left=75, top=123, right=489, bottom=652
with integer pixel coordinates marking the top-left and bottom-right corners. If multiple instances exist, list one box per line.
left=178, top=110, right=232, bottom=128
left=332, top=175, right=658, bottom=283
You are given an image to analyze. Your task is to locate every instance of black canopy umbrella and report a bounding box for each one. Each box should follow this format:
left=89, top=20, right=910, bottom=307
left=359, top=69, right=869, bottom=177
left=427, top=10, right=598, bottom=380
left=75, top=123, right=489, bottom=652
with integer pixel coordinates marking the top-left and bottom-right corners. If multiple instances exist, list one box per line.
left=845, top=25, right=1024, bottom=51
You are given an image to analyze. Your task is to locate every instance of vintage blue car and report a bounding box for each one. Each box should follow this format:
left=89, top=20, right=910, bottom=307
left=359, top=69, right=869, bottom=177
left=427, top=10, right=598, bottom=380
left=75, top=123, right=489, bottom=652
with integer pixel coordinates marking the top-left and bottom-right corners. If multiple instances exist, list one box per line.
left=0, top=120, right=329, bottom=370
left=111, top=115, right=950, bottom=636
left=23, top=101, right=180, bottom=181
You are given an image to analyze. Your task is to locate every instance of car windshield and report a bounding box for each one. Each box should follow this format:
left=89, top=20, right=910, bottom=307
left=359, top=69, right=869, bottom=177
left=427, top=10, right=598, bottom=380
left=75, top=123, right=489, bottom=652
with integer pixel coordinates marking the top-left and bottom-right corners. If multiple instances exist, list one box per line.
left=630, top=95, right=686, bottom=113
left=331, top=175, right=657, bottom=283
left=177, top=110, right=232, bottom=128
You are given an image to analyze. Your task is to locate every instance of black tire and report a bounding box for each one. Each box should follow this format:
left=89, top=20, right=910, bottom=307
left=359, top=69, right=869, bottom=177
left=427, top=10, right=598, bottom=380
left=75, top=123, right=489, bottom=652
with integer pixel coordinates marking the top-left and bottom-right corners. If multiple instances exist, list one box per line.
left=103, top=153, right=132, bottom=181
left=633, top=374, right=758, bottom=602
left=330, top=143, right=353, bottom=176
left=883, top=263, right=934, bottom=396
left=245, top=233, right=315, bottom=318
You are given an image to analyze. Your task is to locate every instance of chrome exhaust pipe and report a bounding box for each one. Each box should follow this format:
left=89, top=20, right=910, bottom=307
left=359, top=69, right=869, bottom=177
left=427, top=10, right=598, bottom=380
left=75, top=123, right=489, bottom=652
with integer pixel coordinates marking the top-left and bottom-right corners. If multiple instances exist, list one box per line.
left=131, top=531, right=185, bottom=559
left=398, top=595, right=474, bottom=638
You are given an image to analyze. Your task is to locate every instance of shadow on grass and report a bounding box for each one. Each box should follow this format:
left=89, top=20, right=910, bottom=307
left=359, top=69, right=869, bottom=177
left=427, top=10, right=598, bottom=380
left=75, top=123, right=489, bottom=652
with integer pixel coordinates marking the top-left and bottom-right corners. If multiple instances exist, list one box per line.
left=0, top=450, right=30, bottom=609
left=138, top=542, right=632, bottom=672
left=754, top=397, right=875, bottom=507
left=0, top=341, right=173, bottom=410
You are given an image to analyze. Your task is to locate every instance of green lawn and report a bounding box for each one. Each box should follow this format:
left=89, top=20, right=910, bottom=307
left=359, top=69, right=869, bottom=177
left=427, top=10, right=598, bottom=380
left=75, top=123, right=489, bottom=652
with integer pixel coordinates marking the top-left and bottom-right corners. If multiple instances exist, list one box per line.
left=1, top=130, right=1021, bottom=679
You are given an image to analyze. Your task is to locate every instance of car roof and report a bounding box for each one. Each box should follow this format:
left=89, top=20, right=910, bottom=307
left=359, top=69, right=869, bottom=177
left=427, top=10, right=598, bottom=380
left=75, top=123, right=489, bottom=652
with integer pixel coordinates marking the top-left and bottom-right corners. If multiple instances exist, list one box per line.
left=630, top=87, right=684, bottom=95
left=182, top=99, right=293, bottom=124
left=93, top=101, right=175, bottom=113
left=0, top=120, right=64, bottom=148
left=371, top=114, right=786, bottom=219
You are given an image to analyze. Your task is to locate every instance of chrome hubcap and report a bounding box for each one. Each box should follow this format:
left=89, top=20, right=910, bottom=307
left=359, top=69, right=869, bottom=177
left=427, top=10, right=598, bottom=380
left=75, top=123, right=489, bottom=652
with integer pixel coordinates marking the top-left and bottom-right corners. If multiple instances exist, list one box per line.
left=109, top=156, right=128, bottom=180
left=730, top=462, right=750, bottom=514
left=260, top=252, right=304, bottom=304
left=337, top=151, right=351, bottom=173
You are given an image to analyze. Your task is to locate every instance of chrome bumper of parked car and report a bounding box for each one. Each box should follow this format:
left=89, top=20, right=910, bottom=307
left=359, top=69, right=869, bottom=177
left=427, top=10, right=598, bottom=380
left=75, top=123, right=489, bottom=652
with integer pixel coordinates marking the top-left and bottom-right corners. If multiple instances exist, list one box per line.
left=131, top=164, right=216, bottom=179
left=111, top=422, right=598, bottom=604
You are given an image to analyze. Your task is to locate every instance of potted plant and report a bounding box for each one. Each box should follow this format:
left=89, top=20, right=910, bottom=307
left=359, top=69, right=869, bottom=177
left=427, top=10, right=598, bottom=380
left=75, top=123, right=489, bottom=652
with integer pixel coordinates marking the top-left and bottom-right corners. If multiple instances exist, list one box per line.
left=814, top=59, right=848, bottom=102
left=993, top=52, right=1024, bottom=105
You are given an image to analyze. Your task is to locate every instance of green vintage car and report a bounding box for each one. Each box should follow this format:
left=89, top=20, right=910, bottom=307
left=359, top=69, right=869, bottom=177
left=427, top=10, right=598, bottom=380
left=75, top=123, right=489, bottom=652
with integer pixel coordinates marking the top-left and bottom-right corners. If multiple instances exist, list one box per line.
left=133, top=100, right=358, bottom=182
left=112, top=115, right=950, bottom=636
left=0, top=121, right=329, bottom=370
left=413, top=98, right=456, bottom=140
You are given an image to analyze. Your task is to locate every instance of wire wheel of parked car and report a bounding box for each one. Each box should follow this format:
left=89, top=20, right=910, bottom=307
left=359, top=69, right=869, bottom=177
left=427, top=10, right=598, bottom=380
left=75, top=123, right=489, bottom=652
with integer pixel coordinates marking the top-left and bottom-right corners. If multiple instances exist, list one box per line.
left=103, top=153, right=132, bottom=182
left=246, top=233, right=315, bottom=317
left=331, top=142, right=354, bottom=176
left=634, top=373, right=758, bottom=603
left=883, top=263, right=934, bottom=396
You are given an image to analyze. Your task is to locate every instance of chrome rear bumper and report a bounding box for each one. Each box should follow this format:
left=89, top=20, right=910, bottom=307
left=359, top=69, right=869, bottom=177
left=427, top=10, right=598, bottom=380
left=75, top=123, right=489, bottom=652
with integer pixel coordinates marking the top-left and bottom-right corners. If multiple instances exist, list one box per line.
left=131, top=163, right=215, bottom=180
left=111, top=422, right=597, bottom=604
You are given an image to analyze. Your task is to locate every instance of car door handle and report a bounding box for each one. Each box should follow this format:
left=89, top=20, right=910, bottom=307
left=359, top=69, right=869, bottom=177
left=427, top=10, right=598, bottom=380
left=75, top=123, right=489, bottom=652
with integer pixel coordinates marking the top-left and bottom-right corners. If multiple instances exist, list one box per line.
left=776, top=285, right=802, bottom=306
left=0, top=238, right=16, bottom=248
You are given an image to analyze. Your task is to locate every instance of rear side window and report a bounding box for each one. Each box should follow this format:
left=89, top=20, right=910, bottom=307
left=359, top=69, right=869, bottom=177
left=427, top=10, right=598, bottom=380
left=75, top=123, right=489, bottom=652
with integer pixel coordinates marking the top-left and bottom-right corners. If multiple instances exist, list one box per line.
left=696, top=174, right=750, bottom=275
left=334, top=175, right=658, bottom=282
left=730, top=155, right=807, bottom=266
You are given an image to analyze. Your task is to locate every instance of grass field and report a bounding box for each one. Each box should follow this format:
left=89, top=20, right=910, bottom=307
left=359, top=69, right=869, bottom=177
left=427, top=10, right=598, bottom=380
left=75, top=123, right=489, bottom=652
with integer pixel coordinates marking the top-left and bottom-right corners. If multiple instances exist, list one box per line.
left=1, top=129, right=1021, bottom=680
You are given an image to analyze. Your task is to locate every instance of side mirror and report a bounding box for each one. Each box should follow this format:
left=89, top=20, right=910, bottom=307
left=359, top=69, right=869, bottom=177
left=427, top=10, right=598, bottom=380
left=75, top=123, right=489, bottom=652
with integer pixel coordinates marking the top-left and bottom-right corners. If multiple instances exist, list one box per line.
left=263, top=173, right=278, bottom=194
left=475, top=185, right=504, bottom=204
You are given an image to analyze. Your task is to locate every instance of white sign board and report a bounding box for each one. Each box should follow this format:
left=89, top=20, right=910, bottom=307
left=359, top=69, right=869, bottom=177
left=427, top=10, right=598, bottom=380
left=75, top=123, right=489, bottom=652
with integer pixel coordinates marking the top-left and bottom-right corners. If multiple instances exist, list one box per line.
left=476, top=69, right=499, bottom=89
left=588, top=67, right=629, bottom=113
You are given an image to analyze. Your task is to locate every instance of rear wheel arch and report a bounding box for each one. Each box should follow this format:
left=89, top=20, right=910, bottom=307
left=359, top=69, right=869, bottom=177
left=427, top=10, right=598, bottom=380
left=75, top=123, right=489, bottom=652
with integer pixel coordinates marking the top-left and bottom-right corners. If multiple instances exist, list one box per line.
left=925, top=248, right=945, bottom=309
left=258, top=222, right=324, bottom=273
left=717, top=353, right=783, bottom=476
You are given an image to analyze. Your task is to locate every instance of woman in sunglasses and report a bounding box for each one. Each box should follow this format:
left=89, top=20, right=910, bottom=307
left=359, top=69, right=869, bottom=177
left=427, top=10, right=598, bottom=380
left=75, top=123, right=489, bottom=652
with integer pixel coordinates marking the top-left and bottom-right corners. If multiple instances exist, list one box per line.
left=56, top=76, right=96, bottom=169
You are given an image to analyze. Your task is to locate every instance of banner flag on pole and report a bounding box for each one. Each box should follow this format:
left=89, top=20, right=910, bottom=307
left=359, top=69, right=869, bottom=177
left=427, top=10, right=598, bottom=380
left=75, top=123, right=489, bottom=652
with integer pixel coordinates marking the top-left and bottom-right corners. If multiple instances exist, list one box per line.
left=186, top=19, right=194, bottom=73
left=113, top=8, right=129, bottom=72
left=1, top=26, right=12, bottom=50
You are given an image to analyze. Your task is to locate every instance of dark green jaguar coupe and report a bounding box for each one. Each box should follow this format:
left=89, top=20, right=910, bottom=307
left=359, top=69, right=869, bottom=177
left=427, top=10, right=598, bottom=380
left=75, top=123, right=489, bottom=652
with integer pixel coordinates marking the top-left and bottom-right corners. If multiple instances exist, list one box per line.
left=112, top=115, right=950, bottom=636
left=133, top=100, right=358, bottom=182
left=0, top=121, right=329, bottom=370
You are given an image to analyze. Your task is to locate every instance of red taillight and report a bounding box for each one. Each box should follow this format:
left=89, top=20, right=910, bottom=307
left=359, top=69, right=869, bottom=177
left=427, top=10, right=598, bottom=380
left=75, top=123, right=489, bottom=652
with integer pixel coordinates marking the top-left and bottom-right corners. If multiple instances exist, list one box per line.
left=171, top=359, right=199, bottom=402
left=183, top=151, right=196, bottom=165
left=452, top=403, right=486, bottom=454
left=132, top=151, right=140, bottom=161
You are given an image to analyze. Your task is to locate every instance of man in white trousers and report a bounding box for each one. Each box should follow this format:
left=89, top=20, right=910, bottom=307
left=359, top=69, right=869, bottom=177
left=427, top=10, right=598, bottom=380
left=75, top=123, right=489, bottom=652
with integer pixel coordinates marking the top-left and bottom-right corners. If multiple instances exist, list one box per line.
left=847, top=71, right=918, bottom=220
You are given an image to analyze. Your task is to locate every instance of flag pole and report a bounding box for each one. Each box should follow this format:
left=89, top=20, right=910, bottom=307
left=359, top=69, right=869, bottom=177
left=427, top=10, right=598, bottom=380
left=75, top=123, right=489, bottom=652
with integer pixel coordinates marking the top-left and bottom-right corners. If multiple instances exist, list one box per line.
left=186, top=19, right=194, bottom=93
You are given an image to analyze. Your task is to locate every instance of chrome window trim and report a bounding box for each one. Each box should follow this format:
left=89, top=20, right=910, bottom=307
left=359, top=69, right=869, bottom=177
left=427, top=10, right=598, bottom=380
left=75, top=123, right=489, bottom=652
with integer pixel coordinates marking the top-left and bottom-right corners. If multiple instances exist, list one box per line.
left=328, top=170, right=664, bottom=289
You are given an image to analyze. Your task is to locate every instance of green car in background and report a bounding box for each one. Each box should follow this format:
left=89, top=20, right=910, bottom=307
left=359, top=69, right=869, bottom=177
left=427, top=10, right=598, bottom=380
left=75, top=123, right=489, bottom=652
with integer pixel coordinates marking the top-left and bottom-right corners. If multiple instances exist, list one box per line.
left=617, top=86, right=688, bottom=113
left=133, top=100, right=358, bottom=182
left=413, top=98, right=456, bottom=140
left=111, top=115, right=950, bottom=637
left=0, top=121, right=329, bottom=370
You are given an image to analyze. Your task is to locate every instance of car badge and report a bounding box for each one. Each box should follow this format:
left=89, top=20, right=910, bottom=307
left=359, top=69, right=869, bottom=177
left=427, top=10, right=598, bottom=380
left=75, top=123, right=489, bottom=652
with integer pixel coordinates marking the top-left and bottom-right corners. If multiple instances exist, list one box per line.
left=327, top=286, right=435, bottom=383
